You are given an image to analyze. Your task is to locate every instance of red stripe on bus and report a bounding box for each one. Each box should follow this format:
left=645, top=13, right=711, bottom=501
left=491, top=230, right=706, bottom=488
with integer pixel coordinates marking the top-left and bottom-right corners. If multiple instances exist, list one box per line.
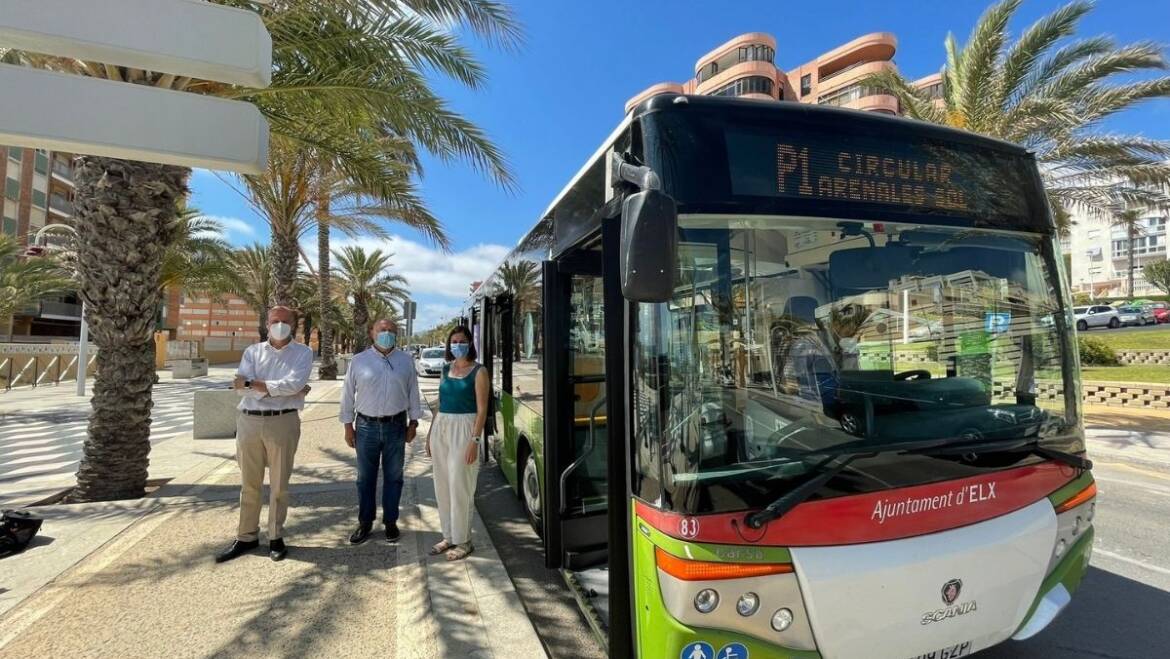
left=636, top=461, right=1078, bottom=546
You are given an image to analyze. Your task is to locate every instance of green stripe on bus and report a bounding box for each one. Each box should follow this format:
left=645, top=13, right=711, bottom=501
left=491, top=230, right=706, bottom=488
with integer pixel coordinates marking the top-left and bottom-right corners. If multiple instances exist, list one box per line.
left=1046, top=471, right=1095, bottom=506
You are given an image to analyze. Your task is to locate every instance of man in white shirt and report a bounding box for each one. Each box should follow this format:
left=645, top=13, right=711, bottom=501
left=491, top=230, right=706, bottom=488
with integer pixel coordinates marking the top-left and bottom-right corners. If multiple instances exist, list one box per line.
left=215, top=306, right=314, bottom=563
left=339, top=318, right=421, bottom=544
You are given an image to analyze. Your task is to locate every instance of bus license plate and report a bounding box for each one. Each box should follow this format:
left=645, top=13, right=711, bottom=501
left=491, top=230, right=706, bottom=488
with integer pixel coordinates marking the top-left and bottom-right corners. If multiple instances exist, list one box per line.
left=910, top=641, right=972, bottom=659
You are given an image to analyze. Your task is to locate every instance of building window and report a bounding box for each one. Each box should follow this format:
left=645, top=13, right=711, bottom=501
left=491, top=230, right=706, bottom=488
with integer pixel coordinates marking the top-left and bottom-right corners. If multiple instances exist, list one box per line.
left=737, top=44, right=774, bottom=64
left=4, top=177, right=19, bottom=201
left=800, top=74, right=812, bottom=97
left=2, top=216, right=15, bottom=236
left=697, top=61, right=721, bottom=83
left=32, top=189, right=46, bottom=208
left=34, top=152, right=49, bottom=175
left=7, top=147, right=21, bottom=162
left=923, top=83, right=944, bottom=100
left=817, top=83, right=884, bottom=107
left=710, top=75, right=774, bottom=98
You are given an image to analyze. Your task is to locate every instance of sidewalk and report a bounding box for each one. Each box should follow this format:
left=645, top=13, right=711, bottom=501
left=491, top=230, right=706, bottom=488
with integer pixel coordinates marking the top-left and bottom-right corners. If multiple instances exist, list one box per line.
left=1085, top=405, right=1170, bottom=472
left=0, top=374, right=544, bottom=658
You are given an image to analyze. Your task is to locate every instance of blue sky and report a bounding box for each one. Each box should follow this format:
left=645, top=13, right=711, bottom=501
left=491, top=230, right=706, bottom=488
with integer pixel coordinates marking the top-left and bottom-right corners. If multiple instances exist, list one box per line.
left=190, top=0, right=1170, bottom=331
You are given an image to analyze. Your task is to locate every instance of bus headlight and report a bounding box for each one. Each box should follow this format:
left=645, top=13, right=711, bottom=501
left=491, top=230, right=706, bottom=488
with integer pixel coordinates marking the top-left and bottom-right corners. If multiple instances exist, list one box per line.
left=771, top=608, right=794, bottom=632
left=694, top=589, right=719, bottom=614
left=736, top=593, right=760, bottom=617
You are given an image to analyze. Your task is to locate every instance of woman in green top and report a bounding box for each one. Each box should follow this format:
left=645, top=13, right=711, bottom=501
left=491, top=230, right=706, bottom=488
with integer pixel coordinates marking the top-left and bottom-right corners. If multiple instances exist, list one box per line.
left=426, top=325, right=489, bottom=560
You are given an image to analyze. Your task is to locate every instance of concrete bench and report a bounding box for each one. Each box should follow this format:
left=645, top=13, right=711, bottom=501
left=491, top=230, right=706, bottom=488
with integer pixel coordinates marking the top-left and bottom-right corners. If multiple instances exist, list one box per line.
left=338, top=355, right=352, bottom=375
left=193, top=390, right=239, bottom=439
left=173, top=357, right=209, bottom=379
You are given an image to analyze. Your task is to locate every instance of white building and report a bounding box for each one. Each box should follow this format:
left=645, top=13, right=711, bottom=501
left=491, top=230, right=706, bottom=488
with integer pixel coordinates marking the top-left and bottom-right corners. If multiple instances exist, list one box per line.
left=1064, top=208, right=1169, bottom=300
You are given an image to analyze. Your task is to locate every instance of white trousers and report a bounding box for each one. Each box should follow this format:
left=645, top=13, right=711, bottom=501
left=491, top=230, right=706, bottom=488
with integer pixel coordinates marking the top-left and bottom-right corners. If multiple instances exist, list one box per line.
left=430, top=412, right=479, bottom=545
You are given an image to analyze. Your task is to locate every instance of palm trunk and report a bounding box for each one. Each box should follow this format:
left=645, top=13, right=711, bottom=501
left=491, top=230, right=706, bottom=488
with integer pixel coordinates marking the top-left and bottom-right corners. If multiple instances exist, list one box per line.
left=69, top=157, right=187, bottom=502
left=316, top=193, right=337, bottom=379
left=256, top=303, right=269, bottom=342
left=271, top=232, right=299, bottom=307
left=353, top=296, right=370, bottom=353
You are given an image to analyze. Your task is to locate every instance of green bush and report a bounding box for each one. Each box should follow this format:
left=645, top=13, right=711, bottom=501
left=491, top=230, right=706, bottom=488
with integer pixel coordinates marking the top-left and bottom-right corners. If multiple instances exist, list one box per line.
left=1078, top=336, right=1120, bottom=366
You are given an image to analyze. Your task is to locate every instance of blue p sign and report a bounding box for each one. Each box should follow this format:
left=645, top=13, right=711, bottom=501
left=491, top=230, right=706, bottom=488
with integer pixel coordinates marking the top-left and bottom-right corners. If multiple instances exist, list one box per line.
left=985, top=312, right=1011, bottom=334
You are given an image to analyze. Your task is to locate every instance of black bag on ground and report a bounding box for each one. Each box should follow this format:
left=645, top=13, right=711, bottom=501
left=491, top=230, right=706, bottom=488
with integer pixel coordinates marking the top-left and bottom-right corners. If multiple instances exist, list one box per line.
left=0, top=509, right=43, bottom=557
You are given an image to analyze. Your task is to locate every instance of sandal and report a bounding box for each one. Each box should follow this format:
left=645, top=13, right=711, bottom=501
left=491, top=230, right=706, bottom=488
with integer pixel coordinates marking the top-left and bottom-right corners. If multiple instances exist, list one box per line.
left=445, top=543, right=473, bottom=561
left=429, top=540, right=453, bottom=556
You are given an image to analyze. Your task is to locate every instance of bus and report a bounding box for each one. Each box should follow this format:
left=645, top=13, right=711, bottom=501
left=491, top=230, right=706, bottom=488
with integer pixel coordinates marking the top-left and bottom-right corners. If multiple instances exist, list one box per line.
left=465, top=95, right=1095, bottom=659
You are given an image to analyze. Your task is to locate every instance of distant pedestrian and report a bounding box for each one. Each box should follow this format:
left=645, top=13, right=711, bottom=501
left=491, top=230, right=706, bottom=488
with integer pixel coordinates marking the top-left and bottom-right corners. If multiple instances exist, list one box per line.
left=339, top=318, right=421, bottom=544
left=426, top=325, right=488, bottom=561
left=216, top=306, right=313, bottom=563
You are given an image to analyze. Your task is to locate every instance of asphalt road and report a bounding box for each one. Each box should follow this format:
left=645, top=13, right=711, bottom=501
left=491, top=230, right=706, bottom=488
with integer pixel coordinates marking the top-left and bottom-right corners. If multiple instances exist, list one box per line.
left=1078, top=321, right=1170, bottom=334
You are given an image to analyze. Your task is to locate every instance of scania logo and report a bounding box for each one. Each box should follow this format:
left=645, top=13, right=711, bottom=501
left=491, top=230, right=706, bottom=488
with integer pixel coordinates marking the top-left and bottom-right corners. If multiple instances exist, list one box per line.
left=941, top=579, right=963, bottom=605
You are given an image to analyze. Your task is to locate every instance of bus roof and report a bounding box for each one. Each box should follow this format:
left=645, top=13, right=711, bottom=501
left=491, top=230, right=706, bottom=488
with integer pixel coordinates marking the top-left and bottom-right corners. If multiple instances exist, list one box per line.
left=469, top=95, right=1048, bottom=304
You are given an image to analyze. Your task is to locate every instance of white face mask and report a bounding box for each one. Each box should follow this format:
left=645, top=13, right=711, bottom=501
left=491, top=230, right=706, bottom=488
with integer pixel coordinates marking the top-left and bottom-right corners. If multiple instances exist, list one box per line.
left=269, top=322, right=292, bottom=341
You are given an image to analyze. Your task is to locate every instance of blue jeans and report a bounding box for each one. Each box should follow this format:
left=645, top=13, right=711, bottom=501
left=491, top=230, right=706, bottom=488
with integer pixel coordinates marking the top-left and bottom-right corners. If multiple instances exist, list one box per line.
left=355, top=416, right=406, bottom=525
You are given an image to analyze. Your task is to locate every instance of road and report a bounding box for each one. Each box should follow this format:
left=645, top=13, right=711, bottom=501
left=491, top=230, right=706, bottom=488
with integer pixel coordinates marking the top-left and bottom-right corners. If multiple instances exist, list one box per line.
left=1079, top=321, right=1170, bottom=334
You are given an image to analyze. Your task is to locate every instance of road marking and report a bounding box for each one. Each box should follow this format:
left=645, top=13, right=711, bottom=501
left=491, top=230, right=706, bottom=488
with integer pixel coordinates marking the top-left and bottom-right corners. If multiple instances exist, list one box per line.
left=1093, top=475, right=1170, bottom=498
left=1095, top=549, right=1170, bottom=577
left=1095, top=463, right=1170, bottom=484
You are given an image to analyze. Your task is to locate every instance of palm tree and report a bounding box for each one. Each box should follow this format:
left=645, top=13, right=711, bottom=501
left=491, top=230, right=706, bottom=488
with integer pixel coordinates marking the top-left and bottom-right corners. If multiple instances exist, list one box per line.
left=1, top=0, right=519, bottom=502
left=334, top=246, right=409, bottom=352
left=0, top=234, right=72, bottom=333
left=160, top=207, right=232, bottom=296
left=499, top=259, right=540, bottom=357
left=861, top=0, right=1170, bottom=227
left=1112, top=207, right=1146, bottom=297
left=220, top=244, right=275, bottom=341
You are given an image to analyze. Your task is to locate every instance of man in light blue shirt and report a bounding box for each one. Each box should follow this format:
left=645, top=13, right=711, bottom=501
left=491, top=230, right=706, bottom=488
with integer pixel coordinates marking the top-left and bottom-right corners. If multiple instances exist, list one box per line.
left=340, top=318, right=422, bottom=544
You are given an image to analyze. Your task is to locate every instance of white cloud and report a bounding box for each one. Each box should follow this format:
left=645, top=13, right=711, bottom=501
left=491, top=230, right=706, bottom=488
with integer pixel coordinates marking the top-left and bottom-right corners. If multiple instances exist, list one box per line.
left=304, top=234, right=510, bottom=301
left=200, top=214, right=257, bottom=241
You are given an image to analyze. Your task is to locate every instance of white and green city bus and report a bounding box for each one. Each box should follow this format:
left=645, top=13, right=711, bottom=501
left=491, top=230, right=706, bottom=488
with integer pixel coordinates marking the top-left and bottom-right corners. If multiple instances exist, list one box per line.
left=465, top=95, right=1095, bottom=659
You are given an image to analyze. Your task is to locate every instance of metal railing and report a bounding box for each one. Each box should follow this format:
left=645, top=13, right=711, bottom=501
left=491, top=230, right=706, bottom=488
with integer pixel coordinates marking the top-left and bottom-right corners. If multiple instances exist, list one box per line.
left=38, top=301, right=83, bottom=318
left=0, top=351, right=97, bottom=391
left=49, top=194, right=73, bottom=216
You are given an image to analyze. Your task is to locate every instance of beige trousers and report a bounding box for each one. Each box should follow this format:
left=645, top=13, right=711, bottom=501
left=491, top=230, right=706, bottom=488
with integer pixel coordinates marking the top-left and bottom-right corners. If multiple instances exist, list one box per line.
left=430, top=412, right=480, bottom=545
left=235, top=411, right=301, bottom=542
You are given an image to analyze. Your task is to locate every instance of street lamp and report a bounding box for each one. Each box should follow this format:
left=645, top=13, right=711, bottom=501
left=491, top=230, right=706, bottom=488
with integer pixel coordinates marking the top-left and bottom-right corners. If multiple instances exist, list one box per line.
left=29, top=223, right=88, bottom=396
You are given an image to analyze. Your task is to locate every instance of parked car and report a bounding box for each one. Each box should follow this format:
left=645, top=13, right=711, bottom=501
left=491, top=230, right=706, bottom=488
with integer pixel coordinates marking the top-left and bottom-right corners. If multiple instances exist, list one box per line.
left=1073, top=305, right=1120, bottom=331
left=416, top=347, right=447, bottom=377
left=1151, top=302, right=1170, bottom=324
left=1116, top=305, right=1156, bottom=327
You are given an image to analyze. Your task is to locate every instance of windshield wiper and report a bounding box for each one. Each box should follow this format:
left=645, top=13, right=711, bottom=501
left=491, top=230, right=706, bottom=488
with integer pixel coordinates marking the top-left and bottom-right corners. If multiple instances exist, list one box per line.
left=741, top=434, right=1090, bottom=530
left=745, top=453, right=868, bottom=529
left=915, top=436, right=1093, bottom=471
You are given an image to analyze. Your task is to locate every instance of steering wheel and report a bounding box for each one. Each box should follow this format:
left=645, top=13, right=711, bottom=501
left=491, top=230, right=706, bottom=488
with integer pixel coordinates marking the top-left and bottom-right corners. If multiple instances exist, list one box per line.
left=894, top=369, right=932, bottom=381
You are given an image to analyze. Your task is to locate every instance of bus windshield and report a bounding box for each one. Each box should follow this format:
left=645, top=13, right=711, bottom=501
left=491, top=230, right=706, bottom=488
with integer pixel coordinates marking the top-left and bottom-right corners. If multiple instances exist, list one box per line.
left=631, top=216, right=1083, bottom=515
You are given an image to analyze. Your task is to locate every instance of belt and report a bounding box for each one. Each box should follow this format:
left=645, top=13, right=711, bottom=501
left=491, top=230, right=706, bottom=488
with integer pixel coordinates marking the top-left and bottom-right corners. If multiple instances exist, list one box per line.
left=242, top=409, right=298, bottom=417
left=357, top=411, right=407, bottom=423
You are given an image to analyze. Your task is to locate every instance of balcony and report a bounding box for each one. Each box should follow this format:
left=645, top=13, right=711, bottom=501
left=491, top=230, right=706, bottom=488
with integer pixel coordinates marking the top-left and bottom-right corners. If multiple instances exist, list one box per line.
left=39, top=301, right=82, bottom=320
left=817, top=32, right=897, bottom=80
left=48, top=194, right=73, bottom=217
left=695, top=60, right=778, bottom=97
left=50, top=158, right=74, bottom=185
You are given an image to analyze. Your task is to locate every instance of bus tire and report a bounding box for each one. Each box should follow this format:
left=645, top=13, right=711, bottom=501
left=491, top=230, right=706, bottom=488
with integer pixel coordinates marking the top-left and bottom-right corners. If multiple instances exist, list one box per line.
left=521, top=450, right=543, bottom=537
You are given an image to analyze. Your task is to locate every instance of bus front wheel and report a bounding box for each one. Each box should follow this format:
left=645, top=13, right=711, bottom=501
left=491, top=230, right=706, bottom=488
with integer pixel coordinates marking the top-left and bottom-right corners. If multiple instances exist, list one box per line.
left=522, top=453, right=544, bottom=537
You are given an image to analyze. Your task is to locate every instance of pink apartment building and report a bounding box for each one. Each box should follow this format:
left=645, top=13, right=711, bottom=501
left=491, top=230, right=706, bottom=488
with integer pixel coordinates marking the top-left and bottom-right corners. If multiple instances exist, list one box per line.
left=625, top=32, right=942, bottom=115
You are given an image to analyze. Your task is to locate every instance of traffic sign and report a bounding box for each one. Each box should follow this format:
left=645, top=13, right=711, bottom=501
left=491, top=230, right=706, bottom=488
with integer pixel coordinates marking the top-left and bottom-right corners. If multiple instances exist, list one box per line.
left=0, top=0, right=271, bottom=87
left=0, top=64, right=268, bottom=173
left=0, top=0, right=271, bottom=173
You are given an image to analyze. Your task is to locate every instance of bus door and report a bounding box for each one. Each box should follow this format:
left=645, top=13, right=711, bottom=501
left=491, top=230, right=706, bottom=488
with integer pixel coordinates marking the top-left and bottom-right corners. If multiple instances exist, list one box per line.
left=543, top=247, right=609, bottom=571
left=481, top=296, right=511, bottom=458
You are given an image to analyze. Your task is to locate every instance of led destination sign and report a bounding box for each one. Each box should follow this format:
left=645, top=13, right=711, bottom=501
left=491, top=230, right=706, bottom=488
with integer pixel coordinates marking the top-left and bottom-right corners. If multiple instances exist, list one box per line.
left=724, top=126, right=1040, bottom=226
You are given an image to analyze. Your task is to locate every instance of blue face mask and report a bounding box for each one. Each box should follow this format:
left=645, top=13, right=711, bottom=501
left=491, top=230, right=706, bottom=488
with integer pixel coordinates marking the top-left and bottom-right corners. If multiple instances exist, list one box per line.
left=450, top=343, right=470, bottom=359
left=375, top=331, right=397, bottom=349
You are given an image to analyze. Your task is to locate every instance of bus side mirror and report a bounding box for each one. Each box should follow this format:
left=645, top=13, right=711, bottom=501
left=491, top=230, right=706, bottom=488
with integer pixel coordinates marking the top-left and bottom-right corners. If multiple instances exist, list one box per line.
left=619, top=189, right=677, bottom=303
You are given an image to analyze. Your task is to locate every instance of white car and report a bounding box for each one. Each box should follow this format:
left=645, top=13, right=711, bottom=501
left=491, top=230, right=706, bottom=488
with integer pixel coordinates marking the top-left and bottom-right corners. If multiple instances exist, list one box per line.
left=1073, top=305, right=1120, bottom=331
left=416, top=347, right=447, bottom=377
